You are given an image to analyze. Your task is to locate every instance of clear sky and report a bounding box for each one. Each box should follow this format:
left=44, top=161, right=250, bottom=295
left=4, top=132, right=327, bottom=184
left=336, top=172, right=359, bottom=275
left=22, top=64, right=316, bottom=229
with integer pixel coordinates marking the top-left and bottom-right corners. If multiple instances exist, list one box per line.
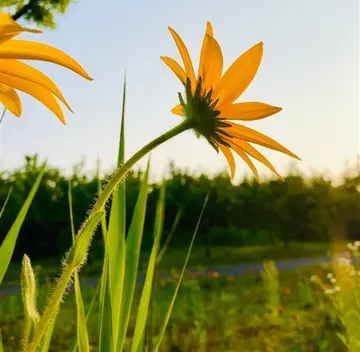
left=0, top=0, right=359, bottom=181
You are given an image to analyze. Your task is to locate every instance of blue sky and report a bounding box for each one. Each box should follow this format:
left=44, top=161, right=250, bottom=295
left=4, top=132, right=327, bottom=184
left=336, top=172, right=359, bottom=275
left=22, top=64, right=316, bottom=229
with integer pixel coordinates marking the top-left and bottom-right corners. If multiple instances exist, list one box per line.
left=0, top=0, right=359, bottom=181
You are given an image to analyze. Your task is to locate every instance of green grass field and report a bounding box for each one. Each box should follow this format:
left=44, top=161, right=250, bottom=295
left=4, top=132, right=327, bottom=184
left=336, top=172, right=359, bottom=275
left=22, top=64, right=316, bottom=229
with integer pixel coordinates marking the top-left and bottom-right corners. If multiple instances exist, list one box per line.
left=0, top=264, right=345, bottom=351
left=0, top=241, right=350, bottom=351
left=2, top=242, right=333, bottom=286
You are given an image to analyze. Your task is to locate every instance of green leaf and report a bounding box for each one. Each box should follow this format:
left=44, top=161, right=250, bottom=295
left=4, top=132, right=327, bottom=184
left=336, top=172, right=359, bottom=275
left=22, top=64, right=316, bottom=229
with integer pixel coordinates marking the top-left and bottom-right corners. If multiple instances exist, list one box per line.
left=154, top=194, right=209, bottom=351
left=0, top=329, right=3, bottom=352
left=117, top=161, right=150, bottom=352
left=97, top=163, right=113, bottom=352
left=0, top=186, right=12, bottom=219
left=108, top=78, right=127, bottom=348
left=131, top=182, right=166, bottom=352
left=0, top=161, right=46, bottom=286
left=68, top=180, right=90, bottom=352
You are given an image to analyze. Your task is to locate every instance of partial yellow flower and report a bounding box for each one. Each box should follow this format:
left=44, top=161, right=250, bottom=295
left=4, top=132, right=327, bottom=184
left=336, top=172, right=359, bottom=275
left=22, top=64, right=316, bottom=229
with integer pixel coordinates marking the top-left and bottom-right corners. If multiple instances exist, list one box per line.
left=0, top=11, right=92, bottom=124
left=161, top=22, right=300, bottom=180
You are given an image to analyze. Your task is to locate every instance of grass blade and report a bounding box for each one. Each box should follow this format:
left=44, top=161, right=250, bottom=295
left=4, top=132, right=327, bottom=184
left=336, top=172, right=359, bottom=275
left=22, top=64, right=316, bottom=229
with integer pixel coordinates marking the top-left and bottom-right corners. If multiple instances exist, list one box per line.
left=68, top=180, right=90, bottom=352
left=0, top=186, right=12, bottom=219
left=108, top=78, right=127, bottom=348
left=131, top=182, right=166, bottom=352
left=96, top=162, right=113, bottom=352
left=117, top=161, right=150, bottom=351
left=0, top=161, right=46, bottom=286
left=154, top=194, right=209, bottom=351
left=157, top=208, right=182, bottom=264
left=0, top=330, right=3, bottom=352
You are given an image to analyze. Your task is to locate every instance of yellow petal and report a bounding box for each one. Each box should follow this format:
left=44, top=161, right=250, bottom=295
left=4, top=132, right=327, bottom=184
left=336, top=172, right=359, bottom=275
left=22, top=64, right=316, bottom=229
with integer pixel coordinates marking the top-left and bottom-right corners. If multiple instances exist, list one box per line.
left=198, top=35, right=223, bottom=93
left=230, top=137, right=282, bottom=179
left=225, top=122, right=300, bottom=160
left=160, top=56, right=186, bottom=84
left=171, top=104, right=184, bottom=116
left=0, top=40, right=92, bottom=80
left=0, top=12, right=41, bottom=43
left=215, top=42, right=263, bottom=107
left=198, top=22, right=214, bottom=79
left=0, top=59, right=72, bottom=111
left=168, top=27, right=196, bottom=89
left=220, top=102, right=282, bottom=120
left=218, top=143, right=235, bottom=179
left=0, top=73, right=66, bottom=123
left=0, top=83, right=21, bottom=116
left=226, top=139, right=260, bottom=181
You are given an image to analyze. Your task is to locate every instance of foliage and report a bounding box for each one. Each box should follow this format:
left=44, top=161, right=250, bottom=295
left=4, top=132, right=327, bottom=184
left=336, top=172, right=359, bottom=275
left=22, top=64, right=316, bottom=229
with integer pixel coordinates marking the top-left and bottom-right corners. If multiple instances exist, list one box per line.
left=1, top=0, right=74, bottom=28
left=0, top=156, right=359, bottom=264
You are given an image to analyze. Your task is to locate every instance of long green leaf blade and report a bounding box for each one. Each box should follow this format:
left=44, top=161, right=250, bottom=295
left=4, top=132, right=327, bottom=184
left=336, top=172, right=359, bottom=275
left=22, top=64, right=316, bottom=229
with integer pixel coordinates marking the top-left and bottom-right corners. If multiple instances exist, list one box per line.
left=154, top=194, right=209, bottom=351
left=97, top=161, right=113, bottom=352
left=131, top=182, right=166, bottom=352
left=0, top=186, right=12, bottom=219
left=0, top=329, right=3, bottom=352
left=0, top=161, right=46, bottom=285
left=117, top=161, right=150, bottom=351
left=108, top=78, right=127, bottom=348
left=68, top=180, right=90, bottom=352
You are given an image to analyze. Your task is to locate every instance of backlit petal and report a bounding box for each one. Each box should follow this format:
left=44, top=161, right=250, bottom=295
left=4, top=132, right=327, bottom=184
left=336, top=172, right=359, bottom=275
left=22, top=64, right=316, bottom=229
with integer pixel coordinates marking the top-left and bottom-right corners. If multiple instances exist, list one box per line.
left=225, top=138, right=260, bottom=181
left=199, top=35, right=223, bottom=93
left=215, top=42, right=263, bottom=107
left=0, top=59, right=72, bottom=111
left=0, top=12, right=41, bottom=43
left=0, top=73, right=66, bottom=123
left=0, top=83, right=21, bottom=116
left=160, top=56, right=186, bottom=84
left=168, top=27, right=196, bottom=89
left=0, top=40, right=92, bottom=80
left=225, top=122, right=300, bottom=160
left=171, top=104, right=184, bottom=116
left=218, top=143, right=235, bottom=179
left=198, top=22, right=214, bottom=79
left=220, top=102, right=282, bottom=120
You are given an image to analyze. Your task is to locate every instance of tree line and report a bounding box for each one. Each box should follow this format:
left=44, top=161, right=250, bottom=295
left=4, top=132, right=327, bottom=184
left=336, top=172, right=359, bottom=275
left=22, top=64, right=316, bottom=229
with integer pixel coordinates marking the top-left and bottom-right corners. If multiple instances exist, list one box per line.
left=1, top=155, right=360, bottom=262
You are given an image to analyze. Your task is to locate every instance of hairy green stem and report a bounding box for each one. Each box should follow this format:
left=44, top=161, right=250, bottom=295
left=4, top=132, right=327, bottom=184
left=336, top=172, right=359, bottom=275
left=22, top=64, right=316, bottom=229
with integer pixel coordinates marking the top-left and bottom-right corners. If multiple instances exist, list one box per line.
left=92, top=119, right=193, bottom=213
left=25, top=119, right=193, bottom=350
left=26, top=264, right=74, bottom=351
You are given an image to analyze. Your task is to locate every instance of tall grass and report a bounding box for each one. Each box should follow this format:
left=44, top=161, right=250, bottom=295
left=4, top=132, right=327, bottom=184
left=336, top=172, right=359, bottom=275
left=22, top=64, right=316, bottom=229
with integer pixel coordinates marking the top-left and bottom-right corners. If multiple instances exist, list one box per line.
left=0, top=82, right=206, bottom=351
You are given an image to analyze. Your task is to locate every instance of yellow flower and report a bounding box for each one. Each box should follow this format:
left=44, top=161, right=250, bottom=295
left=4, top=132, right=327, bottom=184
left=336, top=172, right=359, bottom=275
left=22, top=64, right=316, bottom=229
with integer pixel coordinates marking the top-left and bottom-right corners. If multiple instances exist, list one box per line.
left=0, top=11, right=92, bottom=124
left=161, top=22, right=300, bottom=180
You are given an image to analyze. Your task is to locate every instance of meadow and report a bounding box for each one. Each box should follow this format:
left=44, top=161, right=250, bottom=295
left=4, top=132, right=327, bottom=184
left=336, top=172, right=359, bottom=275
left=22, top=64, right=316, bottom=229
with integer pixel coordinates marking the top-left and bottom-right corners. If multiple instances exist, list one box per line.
left=0, top=259, right=348, bottom=351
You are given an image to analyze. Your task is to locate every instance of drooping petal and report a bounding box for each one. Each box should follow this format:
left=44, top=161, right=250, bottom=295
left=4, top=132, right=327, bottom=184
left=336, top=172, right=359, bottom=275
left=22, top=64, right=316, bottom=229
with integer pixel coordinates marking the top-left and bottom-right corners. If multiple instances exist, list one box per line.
left=168, top=27, right=196, bottom=89
left=0, top=59, right=72, bottom=111
left=0, top=83, right=21, bottom=116
left=218, top=143, right=236, bottom=179
left=198, top=22, right=214, bottom=79
left=224, top=122, right=300, bottom=160
left=0, top=40, right=92, bottom=80
left=0, top=12, right=41, bottom=43
left=225, top=138, right=260, bottom=181
left=199, top=35, right=223, bottom=93
left=215, top=42, right=263, bottom=107
left=230, top=137, right=282, bottom=179
left=0, top=73, right=66, bottom=123
left=219, top=102, right=282, bottom=120
left=160, top=56, right=187, bottom=84
left=171, top=104, right=184, bottom=116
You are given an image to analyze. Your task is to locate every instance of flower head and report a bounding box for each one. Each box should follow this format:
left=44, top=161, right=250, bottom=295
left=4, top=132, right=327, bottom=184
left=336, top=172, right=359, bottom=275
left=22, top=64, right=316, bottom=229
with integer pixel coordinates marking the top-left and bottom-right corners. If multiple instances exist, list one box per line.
left=161, top=22, right=300, bottom=180
left=0, top=11, right=92, bottom=124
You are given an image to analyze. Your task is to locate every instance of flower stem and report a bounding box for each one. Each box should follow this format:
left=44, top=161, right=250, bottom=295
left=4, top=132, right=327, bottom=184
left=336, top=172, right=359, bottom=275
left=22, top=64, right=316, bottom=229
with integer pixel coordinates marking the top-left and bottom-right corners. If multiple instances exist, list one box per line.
left=25, top=119, right=193, bottom=350
left=92, top=119, right=193, bottom=213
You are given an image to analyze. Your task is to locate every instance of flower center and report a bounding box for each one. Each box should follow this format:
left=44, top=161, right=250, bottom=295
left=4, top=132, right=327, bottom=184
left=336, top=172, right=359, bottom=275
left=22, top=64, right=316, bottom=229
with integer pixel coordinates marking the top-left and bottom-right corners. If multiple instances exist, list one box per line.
left=178, top=78, right=232, bottom=151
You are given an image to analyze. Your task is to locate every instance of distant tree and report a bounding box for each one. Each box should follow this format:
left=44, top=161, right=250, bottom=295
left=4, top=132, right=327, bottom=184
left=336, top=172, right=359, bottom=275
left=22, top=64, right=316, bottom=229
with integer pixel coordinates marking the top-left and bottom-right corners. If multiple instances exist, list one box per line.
left=1, top=0, right=74, bottom=28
